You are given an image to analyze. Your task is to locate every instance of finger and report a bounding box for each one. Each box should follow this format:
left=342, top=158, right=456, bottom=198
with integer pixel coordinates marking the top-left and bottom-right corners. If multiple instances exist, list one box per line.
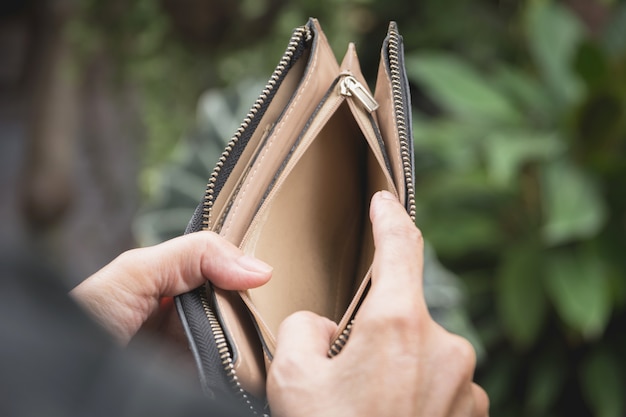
left=118, top=231, right=272, bottom=297
left=267, top=312, right=337, bottom=417
left=472, top=383, right=490, bottom=417
left=273, top=311, right=338, bottom=362
left=368, top=190, right=425, bottom=304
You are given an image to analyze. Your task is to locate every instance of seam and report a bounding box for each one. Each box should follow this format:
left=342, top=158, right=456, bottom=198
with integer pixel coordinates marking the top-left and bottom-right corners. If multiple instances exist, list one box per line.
left=223, top=45, right=321, bottom=235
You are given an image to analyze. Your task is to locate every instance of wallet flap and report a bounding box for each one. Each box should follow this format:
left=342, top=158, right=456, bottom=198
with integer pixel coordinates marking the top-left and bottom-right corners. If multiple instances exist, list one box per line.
left=216, top=21, right=340, bottom=244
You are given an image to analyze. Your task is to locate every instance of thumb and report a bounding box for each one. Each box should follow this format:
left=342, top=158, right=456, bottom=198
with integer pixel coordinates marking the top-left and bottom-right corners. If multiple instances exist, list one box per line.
left=71, top=231, right=272, bottom=344
left=117, top=230, right=273, bottom=297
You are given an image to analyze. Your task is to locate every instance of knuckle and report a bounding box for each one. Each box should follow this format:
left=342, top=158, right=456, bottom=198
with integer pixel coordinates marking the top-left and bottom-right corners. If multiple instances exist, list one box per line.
left=360, top=302, right=422, bottom=335
left=444, top=333, right=478, bottom=378
left=270, top=348, right=299, bottom=372
left=199, top=230, right=224, bottom=253
left=114, top=247, right=144, bottom=269
left=117, top=247, right=139, bottom=261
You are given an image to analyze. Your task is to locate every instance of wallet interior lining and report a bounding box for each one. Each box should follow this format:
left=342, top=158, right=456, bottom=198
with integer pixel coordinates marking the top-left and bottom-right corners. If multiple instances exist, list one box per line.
left=241, top=102, right=393, bottom=337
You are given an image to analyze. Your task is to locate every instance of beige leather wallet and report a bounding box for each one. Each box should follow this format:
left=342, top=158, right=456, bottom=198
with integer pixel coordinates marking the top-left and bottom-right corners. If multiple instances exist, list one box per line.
left=175, top=18, right=416, bottom=415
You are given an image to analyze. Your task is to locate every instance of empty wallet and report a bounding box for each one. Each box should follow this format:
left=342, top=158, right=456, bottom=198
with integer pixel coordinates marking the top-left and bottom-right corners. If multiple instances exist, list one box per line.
left=175, top=18, right=416, bottom=415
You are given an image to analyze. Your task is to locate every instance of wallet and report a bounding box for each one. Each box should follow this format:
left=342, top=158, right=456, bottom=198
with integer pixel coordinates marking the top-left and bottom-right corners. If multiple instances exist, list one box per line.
left=175, top=18, right=416, bottom=415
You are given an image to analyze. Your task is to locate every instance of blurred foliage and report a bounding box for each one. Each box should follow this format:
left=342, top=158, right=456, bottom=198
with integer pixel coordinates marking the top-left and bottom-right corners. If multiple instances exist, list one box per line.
left=67, top=0, right=374, bottom=194
left=70, top=0, right=626, bottom=416
left=67, top=0, right=513, bottom=195
left=407, top=1, right=626, bottom=416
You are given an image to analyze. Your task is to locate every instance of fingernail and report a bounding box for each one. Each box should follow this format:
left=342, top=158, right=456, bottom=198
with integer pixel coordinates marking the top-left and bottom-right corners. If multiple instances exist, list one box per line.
left=378, top=190, right=396, bottom=201
left=237, top=255, right=273, bottom=274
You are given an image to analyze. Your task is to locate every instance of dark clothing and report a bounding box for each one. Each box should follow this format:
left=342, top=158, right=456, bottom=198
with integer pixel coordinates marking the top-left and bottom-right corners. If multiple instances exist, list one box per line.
left=0, top=246, right=247, bottom=417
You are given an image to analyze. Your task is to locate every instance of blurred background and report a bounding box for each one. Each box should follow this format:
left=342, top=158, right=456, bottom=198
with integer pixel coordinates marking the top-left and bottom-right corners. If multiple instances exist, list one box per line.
left=1, top=0, right=625, bottom=416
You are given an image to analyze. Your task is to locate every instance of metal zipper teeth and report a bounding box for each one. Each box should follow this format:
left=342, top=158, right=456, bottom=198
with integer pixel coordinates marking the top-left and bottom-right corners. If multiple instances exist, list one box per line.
left=198, top=288, right=266, bottom=416
left=197, top=25, right=310, bottom=416
left=328, top=27, right=416, bottom=358
left=328, top=321, right=353, bottom=357
left=202, top=25, right=312, bottom=230
left=388, top=27, right=417, bottom=221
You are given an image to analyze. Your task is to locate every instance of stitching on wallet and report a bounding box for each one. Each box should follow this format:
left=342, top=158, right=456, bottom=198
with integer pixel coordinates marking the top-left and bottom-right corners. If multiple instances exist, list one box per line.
left=222, top=41, right=321, bottom=236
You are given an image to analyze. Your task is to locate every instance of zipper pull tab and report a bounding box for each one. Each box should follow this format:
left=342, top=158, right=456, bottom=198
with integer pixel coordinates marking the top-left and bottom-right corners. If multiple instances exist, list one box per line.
left=340, top=75, right=379, bottom=112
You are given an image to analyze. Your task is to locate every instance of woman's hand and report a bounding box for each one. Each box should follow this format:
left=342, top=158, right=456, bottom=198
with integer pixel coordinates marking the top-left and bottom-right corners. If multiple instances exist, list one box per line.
left=70, top=231, right=272, bottom=344
left=267, top=191, right=489, bottom=417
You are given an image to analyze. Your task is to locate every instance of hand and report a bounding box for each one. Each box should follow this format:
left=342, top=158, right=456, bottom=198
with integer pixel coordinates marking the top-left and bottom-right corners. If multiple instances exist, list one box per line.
left=267, top=191, right=489, bottom=417
left=70, top=231, right=272, bottom=344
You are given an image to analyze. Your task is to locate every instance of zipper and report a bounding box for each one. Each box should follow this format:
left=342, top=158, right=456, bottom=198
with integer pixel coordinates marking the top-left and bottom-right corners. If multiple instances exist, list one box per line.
left=198, top=288, right=269, bottom=416
left=328, top=24, right=416, bottom=358
left=328, top=321, right=353, bottom=356
left=340, top=75, right=379, bottom=112
left=202, top=24, right=312, bottom=231
left=387, top=24, right=416, bottom=221
left=197, top=24, right=310, bottom=415
left=340, top=75, right=394, bottom=176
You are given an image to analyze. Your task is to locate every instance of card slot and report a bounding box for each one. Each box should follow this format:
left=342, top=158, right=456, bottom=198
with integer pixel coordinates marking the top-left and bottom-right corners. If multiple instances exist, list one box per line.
left=211, top=50, right=311, bottom=233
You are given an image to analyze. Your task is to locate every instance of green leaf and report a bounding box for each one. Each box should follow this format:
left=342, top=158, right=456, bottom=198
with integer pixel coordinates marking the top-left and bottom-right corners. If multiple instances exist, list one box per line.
left=422, top=208, right=503, bottom=258
left=496, top=243, right=548, bottom=348
left=541, top=159, right=607, bottom=244
left=545, top=248, right=612, bottom=338
left=525, top=1, right=585, bottom=107
left=413, top=120, right=486, bottom=172
left=483, top=130, right=566, bottom=187
left=580, top=348, right=625, bottom=417
left=491, top=65, right=554, bottom=121
left=406, top=52, right=521, bottom=124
